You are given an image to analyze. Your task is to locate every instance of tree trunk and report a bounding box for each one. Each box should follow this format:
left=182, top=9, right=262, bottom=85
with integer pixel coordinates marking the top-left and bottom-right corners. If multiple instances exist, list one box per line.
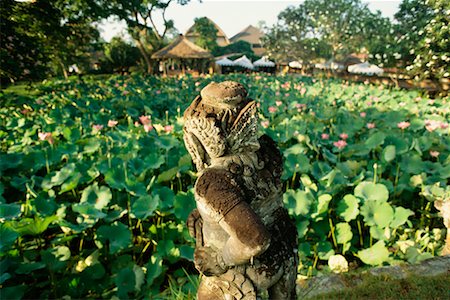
left=60, top=61, right=68, bottom=79
left=134, top=38, right=152, bottom=74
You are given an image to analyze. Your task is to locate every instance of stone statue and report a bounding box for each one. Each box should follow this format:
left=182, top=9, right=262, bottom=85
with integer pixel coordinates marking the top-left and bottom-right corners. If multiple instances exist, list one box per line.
left=183, top=81, right=298, bottom=299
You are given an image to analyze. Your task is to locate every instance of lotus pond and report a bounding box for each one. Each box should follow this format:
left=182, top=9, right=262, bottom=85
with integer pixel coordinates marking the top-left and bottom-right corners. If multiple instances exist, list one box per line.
left=0, top=73, right=449, bottom=299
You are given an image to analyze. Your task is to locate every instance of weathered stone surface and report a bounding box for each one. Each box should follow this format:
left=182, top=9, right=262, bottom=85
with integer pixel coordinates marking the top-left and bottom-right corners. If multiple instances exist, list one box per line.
left=184, top=81, right=298, bottom=299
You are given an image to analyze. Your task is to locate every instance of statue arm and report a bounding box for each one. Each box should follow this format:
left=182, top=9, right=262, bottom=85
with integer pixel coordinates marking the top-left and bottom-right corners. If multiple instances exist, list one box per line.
left=219, top=201, right=271, bottom=266
left=196, top=170, right=271, bottom=267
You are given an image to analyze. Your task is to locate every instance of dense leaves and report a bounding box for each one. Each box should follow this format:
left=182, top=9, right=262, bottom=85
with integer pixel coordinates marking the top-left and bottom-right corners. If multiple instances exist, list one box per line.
left=0, top=73, right=448, bottom=297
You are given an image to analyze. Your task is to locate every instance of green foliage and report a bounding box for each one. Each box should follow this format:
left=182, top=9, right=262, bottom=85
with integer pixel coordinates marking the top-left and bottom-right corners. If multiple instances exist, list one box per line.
left=0, top=0, right=103, bottom=83
left=0, top=74, right=448, bottom=298
left=192, top=17, right=218, bottom=51
left=103, top=37, right=140, bottom=72
left=212, top=41, right=260, bottom=61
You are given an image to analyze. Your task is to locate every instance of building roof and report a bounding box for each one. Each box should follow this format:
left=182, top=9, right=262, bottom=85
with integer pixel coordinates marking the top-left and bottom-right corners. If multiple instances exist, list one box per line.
left=151, top=35, right=212, bottom=59
left=185, top=17, right=229, bottom=42
left=230, top=25, right=264, bottom=44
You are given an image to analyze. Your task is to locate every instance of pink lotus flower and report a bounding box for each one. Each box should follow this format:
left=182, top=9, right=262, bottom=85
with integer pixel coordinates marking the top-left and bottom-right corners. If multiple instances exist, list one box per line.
left=440, top=122, right=448, bottom=129
left=92, top=124, right=103, bottom=132
left=399, top=102, right=406, bottom=107
left=367, top=122, right=376, bottom=129
left=164, top=125, right=173, bottom=133
left=285, top=93, right=290, bottom=97
left=139, top=115, right=151, bottom=125
left=428, top=100, right=435, bottom=105
left=144, top=124, right=153, bottom=132
left=425, top=120, right=440, bottom=132
left=156, top=90, right=161, bottom=94
left=195, top=82, right=201, bottom=87
left=21, top=109, right=31, bottom=115
left=339, top=133, right=349, bottom=140
left=275, top=100, right=283, bottom=106
left=36, top=99, right=43, bottom=105
left=366, top=101, right=373, bottom=106
left=261, top=120, right=270, bottom=128
left=108, top=120, right=118, bottom=127
left=122, top=90, right=129, bottom=95
left=300, top=87, right=307, bottom=95
left=275, top=92, right=280, bottom=96
left=333, top=140, right=347, bottom=149
left=123, top=83, right=127, bottom=88
left=134, top=121, right=140, bottom=127
left=429, top=150, right=440, bottom=158
left=268, top=106, right=277, bottom=113
left=360, top=112, right=366, bottom=118
left=321, top=133, right=330, bottom=140
left=38, top=132, right=54, bottom=144
left=310, top=111, right=316, bottom=116
left=397, top=121, right=410, bottom=130
left=114, top=83, right=120, bottom=87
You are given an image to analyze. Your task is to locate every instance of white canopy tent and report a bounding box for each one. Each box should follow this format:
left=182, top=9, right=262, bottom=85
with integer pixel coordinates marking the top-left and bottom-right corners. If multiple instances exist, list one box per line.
left=348, top=62, right=384, bottom=76
left=215, top=57, right=235, bottom=66
left=233, top=55, right=254, bottom=69
left=254, top=57, right=275, bottom=67
left=288, top=61, right=302, bottom=69
left=315, top=60, right=344, bottom=70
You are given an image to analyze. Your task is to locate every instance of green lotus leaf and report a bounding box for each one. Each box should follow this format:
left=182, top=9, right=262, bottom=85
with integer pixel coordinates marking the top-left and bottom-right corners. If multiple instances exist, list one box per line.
left=365, top=131, right=386, bottom=149
left=311, top=194, right=332, bottom=220
left=173, top=190, right=195, bottom=221
left=360, top=200, right=394, bottom=228
left=146, top=255, right=164, bottom=286
left=96, top=222, right=131, bottom=254
left=115, top=267, right=136, bottom=298
left=0, top=223, right=19, bottom=252
left=382, top=145, right=396, bottom=162
left=354, top=181, right=389, bottom=202
left=9, top=215, right=57, bottom=236
left=385, top=135, right=409, bottom=155
left=0, top=203, right=21, bottom=220
left=335, top=222, right=353, bottom=244
left=390, top=207, right=414, bottom=228
left=370, top=226, right=389, bottom=241
left=131, top=195, right=158, bottom=220
left=357, top=240, right=390, bottom=266
left=336, top=194, right=360, bottom=222
left=317, top=241, right=335, bottom=260
left=80, top=183, right=112, bottom=210
left=0, top=285, right=27, bottom=300
left=296, top=220, right=310, bottom=239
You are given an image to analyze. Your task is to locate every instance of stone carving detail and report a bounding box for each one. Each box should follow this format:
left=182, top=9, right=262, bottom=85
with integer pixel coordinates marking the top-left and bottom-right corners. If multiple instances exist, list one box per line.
left=183, top=81, right=299, bottom=299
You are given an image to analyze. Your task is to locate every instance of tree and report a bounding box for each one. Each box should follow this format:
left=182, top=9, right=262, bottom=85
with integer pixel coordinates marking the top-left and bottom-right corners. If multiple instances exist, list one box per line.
left=395, top=0, right=449, bottom=80
left=104, top=37, right=141, bottom=73
left=106, top=0, right=190, bottom=74
left=212, top=40, right=260, bottom=61
left=1, top=0, right=104, bottom=84
left=262, top=5, right=332, bottom=62
left=192, top=17, right=218, bottom=51
left=263, top=0, right=393, bottom=63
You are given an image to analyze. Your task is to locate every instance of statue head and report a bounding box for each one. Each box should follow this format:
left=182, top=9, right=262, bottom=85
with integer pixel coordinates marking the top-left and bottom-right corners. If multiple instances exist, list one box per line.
left=183, top=81, right=260, bottom=172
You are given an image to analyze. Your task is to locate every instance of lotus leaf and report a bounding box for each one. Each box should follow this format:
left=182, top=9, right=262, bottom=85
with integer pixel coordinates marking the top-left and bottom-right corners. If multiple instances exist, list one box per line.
left=336, top=194, right=360, bottom=222
left=354, top=182, right=389, bottom=202
left=357, top=240, right=390, bottom=265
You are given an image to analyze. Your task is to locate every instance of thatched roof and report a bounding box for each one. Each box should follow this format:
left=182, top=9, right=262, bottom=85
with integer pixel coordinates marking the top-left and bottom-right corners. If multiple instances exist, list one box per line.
left=152, top=35, right=212, bottom=59
left=230, top=25, right=263, bottom=44
left=185, top=17, right=229, bottom=41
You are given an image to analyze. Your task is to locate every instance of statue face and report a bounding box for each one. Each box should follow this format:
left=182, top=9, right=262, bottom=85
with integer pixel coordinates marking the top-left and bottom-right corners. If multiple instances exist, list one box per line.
left=183, top=82, right=260, bottom=171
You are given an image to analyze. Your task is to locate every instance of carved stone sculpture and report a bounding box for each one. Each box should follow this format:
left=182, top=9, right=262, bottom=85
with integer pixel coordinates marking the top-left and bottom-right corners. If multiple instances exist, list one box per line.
left=183, top=81, right=298, bottom=299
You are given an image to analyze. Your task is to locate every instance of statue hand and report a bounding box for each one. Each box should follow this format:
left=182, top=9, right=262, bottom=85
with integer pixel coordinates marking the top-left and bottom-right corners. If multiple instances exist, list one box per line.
left=187, top=209, right=203, bottom=245
left=194, top=246, right=227, bottom=276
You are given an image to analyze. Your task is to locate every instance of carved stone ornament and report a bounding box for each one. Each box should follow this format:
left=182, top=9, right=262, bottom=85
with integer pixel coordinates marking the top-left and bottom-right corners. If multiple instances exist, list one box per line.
left=183, top=81, right=299, bottom=299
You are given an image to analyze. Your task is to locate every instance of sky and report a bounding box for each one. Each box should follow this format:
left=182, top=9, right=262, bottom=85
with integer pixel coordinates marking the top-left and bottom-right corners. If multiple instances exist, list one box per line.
left=97, top=0, right=402, bottom=42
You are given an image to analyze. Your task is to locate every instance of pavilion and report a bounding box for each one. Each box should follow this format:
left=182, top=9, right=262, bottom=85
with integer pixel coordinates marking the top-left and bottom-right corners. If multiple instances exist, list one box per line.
left=151, top=34, right=213, bottom=75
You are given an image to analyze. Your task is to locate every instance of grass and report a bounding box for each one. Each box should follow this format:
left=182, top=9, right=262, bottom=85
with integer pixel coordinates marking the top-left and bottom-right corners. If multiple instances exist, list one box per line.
left=309, top=273, right=450, bottom=300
